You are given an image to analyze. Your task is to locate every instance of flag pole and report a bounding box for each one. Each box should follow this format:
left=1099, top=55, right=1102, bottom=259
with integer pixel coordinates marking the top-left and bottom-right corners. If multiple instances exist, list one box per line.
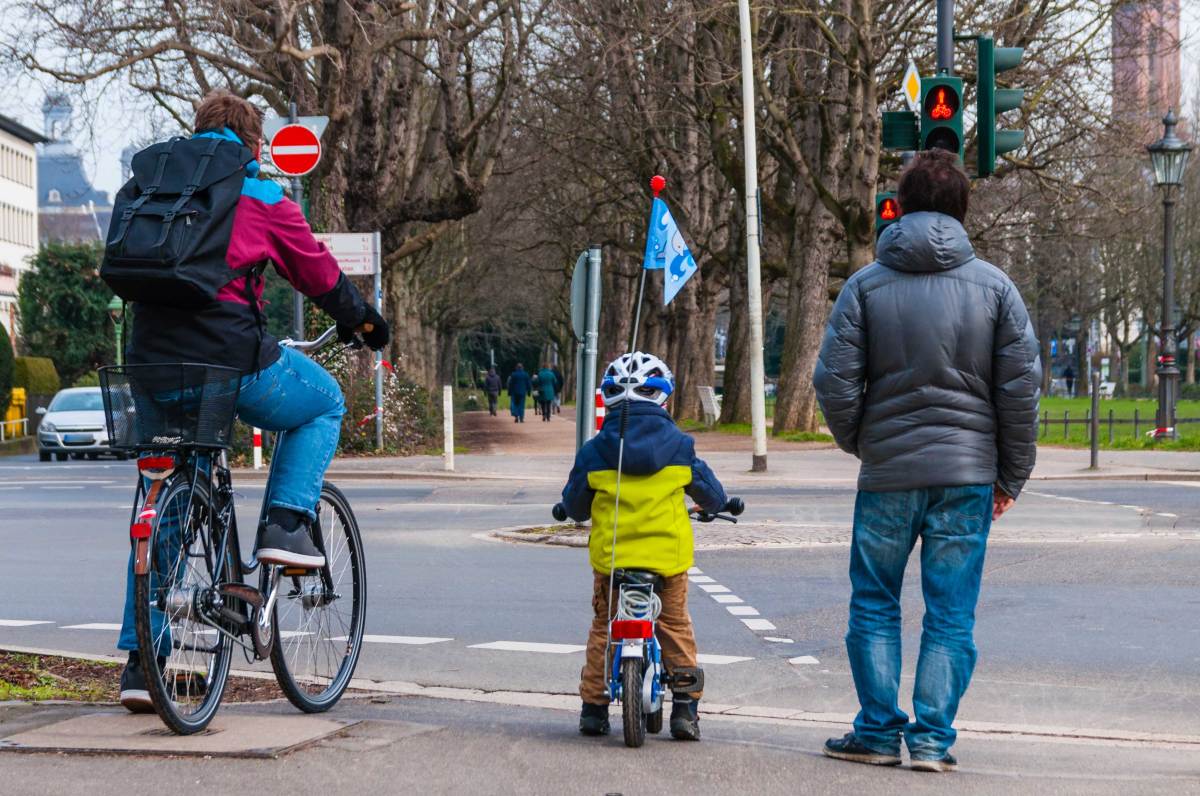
left=738, top=0, right=769, bottom=472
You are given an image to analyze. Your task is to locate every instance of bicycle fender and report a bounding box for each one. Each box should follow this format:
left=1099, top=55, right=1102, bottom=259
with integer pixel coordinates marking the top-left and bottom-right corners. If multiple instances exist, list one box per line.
left=132, top=480, right=164, bottom=575
left=619, top=639, right=644, bottom=659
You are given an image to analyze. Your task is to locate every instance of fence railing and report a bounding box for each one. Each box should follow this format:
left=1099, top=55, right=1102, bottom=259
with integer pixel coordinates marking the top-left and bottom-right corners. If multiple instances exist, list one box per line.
left=1038, top=409, right=1198, bottom=444
left=0, top=418, right=28, bottom=442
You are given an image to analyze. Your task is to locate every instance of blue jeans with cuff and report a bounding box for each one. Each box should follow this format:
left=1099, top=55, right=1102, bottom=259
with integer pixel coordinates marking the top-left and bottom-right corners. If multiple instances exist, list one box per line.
left=844, top=484, right=992, bottom=760
left=118, top=347, right=344, bottom=652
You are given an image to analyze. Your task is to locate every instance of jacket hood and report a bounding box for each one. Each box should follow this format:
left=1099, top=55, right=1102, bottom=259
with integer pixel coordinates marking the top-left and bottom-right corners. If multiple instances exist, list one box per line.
left=194, top=128, right=260, bottom=176
left=875, top=211, right=974, bottom=273
left=591, top=402, right=687, bottom=476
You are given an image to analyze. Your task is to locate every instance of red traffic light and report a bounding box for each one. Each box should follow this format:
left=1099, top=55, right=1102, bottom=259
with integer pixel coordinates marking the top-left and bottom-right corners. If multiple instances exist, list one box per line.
left=925, top=86, right=959, bottom=120
left=879, top=197, right=899, bottom=220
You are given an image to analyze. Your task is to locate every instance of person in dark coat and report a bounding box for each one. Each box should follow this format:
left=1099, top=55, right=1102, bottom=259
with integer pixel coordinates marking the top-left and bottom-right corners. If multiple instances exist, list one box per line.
left=813, top=150, right=1040, bottom=772
left=507, top=363, right=532, bottom=423
left=552, top=365, right=564, bottom=413
left=536, top=363, right=557, bottom=421
left=1062, top=364, right=1075, bottom=397
left=483, top=367, right=502, bottom=416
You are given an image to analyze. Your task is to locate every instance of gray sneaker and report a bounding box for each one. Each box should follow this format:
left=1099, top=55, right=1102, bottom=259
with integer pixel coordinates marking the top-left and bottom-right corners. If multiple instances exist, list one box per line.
left=256, top=521, right=325, bottom=568
left=911, top=752, right=957, bottom=773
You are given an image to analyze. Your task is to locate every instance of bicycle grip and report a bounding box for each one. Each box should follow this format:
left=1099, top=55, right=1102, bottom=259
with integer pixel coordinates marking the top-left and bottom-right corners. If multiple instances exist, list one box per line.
left=725, top=497, right=744, bottom=516
left=552, top=503, right=568, bottom=522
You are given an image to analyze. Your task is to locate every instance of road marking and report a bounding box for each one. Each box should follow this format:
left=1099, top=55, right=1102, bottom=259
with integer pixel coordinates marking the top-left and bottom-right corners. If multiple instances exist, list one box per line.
left=469, top=641, right=585, bottom=654
left=764, top=637, right=795, bottom=644
left=727, top=606, right=760, bottom=617
left=1156, top=512, right=1178, bottom=518
left=699, top=584, right=731, bottom=594
left=0, top=619, right=53, bottom=627
left=358, top=635, right=453, bottom=645
left=42, top=486, right=86, bottom=490
left=688, top=575, right=716, bottom=583
left=710, top=594, right=743, bottom=604
left=278, top=631, right=314, bottom=638
left=696, top=653, right=753, bottom=665
left=788, top=655, right=820, bottom=665
left=62, top=623, right=121, bottom=631
left=687, top=567, right=703, bottom=575
left=3, top=480, right=115, bottom=485
left=740, top=618, right=777, bottom=631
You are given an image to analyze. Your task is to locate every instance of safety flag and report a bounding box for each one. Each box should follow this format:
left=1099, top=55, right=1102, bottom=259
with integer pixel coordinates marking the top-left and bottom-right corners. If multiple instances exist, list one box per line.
left=641, top=192, right=699, bottom=306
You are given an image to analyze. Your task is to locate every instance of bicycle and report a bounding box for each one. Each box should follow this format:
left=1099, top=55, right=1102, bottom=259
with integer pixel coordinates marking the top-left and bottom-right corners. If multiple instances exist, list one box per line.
left=552, top=496, right=744, bottom=747
left=100, top=325, right=367, bottom=734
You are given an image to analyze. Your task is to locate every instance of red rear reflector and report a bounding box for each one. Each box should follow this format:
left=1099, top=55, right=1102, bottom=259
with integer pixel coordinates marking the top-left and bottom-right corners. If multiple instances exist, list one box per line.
left=130, top=522, right=152, bottom=539
left=611, top=620, right=653, bottom=640
left=138, top=456, right=175, bottom=472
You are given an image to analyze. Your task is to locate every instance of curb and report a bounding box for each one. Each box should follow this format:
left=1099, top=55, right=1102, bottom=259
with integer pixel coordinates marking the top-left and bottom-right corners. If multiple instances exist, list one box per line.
left=231, top=469, right=558, bottom=483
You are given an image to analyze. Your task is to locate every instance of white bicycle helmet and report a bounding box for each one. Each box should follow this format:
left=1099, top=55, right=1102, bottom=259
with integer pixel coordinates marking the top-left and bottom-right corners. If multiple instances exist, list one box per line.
left=600, top=351, right=674, bottom=407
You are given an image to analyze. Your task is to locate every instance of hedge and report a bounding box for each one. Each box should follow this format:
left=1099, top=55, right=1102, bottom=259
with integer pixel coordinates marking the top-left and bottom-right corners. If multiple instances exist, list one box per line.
left=0, top=324, right=12, bottom=414
left=13, top=357, right=61, bottom=395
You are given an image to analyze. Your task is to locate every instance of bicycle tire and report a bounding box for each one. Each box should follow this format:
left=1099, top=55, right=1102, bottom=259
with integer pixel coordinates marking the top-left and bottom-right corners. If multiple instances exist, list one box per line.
left=647, top=705, right=663, bottom=734
left=621, top=658, right=646, bottom=748
left=269, top=482, right=367, bottom=712
left=134, top=475, right=233, bottom=734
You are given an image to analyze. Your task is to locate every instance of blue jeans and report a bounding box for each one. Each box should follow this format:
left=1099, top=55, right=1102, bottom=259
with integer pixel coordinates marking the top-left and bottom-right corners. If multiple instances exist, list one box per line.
left=845, top=484, right=992, bottom=759
left=510, top=393, right=526, bottom=419
left=118, top=347, right=344, bottom=651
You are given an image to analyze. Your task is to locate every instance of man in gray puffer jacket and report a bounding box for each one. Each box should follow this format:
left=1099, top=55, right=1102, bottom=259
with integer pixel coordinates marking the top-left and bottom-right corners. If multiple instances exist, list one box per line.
left=814, top=150, right=1040, bottom=773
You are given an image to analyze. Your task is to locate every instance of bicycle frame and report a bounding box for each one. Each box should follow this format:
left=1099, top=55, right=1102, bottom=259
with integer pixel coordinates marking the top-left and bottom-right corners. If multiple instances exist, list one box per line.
left=607, top=582, right=664, bottom=714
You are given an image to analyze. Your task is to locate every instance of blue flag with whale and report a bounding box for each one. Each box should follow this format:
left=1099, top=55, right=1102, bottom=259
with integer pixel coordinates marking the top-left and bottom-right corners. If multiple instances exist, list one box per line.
left=641, top=196, right=699, bottom=305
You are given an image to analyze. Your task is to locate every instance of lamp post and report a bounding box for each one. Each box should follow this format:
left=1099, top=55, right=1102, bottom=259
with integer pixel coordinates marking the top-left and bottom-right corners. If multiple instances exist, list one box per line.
left=107, top=296, right=124, bottom=367
left=1147, top=109, right=1192, bottom=440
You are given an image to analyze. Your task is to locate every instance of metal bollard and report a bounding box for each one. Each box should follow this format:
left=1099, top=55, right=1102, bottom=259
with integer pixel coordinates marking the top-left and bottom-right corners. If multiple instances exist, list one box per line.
left=1089, top=372, right=1100, bottom=469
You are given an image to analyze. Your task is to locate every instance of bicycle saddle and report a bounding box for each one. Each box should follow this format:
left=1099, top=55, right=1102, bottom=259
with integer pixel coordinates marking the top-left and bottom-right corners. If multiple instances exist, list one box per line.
left=612, top=569, right=663, bottom=591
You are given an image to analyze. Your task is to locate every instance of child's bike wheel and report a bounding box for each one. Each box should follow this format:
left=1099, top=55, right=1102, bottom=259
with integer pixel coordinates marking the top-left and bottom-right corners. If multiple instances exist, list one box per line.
left=621, top=659, right=647, bottom=748
left=647, top=705, right=663, bottom=734
left=269, top=482, right=366, bottom=712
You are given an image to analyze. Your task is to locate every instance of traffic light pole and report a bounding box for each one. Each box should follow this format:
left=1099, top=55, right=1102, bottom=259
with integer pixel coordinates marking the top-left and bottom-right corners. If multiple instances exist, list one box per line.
left=1157, top=188, right=1179, bottom=438
left=289, top=101, right=304, bottom=341
left=937, top=0, right=954, bottom=73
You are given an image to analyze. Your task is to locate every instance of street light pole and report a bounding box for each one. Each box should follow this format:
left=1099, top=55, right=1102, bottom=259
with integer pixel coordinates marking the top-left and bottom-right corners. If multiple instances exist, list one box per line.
left=738, top=0, right=768, bottom=472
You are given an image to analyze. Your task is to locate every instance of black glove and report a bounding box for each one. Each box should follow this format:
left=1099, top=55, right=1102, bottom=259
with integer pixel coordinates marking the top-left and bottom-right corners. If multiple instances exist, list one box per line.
left=359, top=305, right=390, bottom=351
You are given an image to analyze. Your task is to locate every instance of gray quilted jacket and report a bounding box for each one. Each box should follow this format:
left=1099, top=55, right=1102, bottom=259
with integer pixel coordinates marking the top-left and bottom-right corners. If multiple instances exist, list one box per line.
left=813, top=211, right=1041, bottom=497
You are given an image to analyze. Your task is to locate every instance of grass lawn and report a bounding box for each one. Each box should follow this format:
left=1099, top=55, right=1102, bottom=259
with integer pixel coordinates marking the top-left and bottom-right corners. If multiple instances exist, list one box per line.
left=1038, top=396, right=1200, bottom=450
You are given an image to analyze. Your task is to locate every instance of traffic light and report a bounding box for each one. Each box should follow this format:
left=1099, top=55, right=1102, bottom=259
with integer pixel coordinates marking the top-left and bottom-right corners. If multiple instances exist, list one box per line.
left=920, top=76, right=964, bottom=159
left=875, top=192, right=900, bottom=240
left=976, top=36, right=1025, bottom=177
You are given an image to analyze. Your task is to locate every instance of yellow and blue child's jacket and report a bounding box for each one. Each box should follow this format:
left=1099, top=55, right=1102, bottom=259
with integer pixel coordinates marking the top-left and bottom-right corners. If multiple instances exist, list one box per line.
left=561, top=401, right=727, bottom=577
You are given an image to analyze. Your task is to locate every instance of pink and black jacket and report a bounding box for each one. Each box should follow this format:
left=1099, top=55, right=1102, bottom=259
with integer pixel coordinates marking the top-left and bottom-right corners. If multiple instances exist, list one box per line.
left=125, top=128, right=366, bottom=374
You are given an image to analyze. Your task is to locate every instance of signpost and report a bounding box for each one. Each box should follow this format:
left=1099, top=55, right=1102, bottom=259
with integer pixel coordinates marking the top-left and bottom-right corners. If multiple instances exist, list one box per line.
left=314, top=232, right=385, bottom=451
left=570, top=247, right=601, bottom=451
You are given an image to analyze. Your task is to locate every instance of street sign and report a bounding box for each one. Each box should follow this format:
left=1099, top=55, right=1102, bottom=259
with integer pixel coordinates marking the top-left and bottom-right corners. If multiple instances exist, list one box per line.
left=314, top=232, right=378, bottom=275
left=902, top=61, right=921, bottom=112
left=269, top=124, right=322, bottom=176
left=570, top=250, right=589, bottom=342
left=263, top=115, right=328, bottom=142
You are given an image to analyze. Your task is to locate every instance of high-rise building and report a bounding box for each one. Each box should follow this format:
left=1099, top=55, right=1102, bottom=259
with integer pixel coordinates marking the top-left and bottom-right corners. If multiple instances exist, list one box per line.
left=1112, top=0, right=1182, bottom=140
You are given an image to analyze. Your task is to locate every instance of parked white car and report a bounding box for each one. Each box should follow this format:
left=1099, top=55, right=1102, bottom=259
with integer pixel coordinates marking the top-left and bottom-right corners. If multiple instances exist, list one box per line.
left=36, top=387, right=127, bottom=462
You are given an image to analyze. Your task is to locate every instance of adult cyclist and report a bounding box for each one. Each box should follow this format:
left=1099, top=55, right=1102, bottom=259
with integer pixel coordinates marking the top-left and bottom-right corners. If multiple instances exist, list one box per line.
left=115, top=91, right=388, bottom=711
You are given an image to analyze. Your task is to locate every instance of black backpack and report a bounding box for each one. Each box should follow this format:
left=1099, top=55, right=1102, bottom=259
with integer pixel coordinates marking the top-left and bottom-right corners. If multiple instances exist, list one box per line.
left=102, top=136, right=255, bottom=307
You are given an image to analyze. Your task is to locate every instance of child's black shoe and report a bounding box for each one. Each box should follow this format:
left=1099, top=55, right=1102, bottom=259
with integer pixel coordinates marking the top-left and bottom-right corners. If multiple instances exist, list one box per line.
left=669, top=695, right=700, bottom=740
left=579, top=702, right=610, bottom=736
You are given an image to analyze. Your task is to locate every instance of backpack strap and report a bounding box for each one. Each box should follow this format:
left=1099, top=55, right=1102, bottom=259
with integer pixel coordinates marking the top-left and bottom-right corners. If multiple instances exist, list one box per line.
left=238, top=263, right=267, bottom=373
left=108, top=139, right=177, bottom=245
left=152, top=137, right=223, bottom=248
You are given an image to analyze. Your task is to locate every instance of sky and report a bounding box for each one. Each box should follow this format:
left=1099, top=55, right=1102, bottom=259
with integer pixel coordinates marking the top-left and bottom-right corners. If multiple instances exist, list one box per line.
left=2, top=7, right=1199, bottom=200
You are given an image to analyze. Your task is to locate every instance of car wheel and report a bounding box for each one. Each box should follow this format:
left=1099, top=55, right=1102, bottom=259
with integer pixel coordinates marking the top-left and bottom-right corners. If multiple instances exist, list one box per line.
left=86, top=453, right=98, bottom=460
left=70, top=453, right=83, bottom=460
left=39, top=451, right=51, bottom=462
left=115, top=452, right=128, bottom=461
left=55, top=453, right=67, bottom=462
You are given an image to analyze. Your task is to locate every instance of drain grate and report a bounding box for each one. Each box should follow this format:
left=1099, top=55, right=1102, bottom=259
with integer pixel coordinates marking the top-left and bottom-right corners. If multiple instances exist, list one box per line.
left=139, top=727, right=221, bottom=738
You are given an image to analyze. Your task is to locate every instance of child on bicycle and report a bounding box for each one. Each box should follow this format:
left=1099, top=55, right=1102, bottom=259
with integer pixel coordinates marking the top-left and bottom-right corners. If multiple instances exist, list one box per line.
left=558, top=351, right=730, bottom=741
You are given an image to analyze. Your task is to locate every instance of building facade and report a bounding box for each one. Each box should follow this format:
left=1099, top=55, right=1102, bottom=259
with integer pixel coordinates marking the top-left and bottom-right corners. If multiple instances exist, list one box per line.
left=0, top=114, right=45, bottom=343
left=37, top=94, right=112, bottom=244
left=1112, top=0, right=1182, bottom=140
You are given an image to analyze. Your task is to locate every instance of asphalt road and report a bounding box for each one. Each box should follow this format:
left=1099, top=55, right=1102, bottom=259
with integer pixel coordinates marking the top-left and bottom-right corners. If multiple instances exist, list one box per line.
left=1, top=452, right=1199, bottom=788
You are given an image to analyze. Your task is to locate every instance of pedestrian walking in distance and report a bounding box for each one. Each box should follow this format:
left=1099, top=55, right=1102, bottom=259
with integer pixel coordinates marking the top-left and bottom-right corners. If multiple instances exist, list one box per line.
left=484, top=366, right=502, bottom=416
left=814, top=149, right=1040, bottom=773
left=536, top=362, right=557, bottom=421
left=507, top=363, right=532, bottom=423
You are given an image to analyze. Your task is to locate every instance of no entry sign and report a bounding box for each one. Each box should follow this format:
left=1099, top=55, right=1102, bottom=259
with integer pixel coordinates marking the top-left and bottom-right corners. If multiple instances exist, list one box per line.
left=269, top=124, right=322, bottom=176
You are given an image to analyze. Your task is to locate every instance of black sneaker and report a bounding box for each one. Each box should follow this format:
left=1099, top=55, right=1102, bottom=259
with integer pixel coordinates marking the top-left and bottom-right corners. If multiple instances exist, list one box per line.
left=911, top=752, right=957, bottom=773
left=119, top=652, right=167, bottom=713
left=579, top=702, right=610, bottom=736
left=256, top=508, right=324, bottom=568
left=822, top=733, right=902, bottom=766
left=669, top=695, right=701, bottom=741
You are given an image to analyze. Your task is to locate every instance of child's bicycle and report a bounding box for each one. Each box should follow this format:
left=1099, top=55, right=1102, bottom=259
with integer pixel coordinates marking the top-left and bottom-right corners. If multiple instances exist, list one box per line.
left=99, top=325, right=367, bottom=734
left=553, top=496, right=744, bottom=747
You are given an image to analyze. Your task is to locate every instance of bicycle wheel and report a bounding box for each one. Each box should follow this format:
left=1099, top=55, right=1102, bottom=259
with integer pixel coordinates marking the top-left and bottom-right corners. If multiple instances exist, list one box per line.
left=134, top=475, right=233, bottom=734
left=621, top=658, right=646, bottom=748
left=270, top=482, right=366, bottom=712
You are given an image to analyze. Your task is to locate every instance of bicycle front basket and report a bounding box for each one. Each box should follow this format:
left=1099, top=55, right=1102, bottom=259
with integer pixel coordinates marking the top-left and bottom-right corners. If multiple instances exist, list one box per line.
left=99, top=363, right=242, bottom=450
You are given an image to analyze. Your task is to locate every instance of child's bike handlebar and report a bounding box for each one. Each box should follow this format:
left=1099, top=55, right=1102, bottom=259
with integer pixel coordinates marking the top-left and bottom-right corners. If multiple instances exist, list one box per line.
left=550, top=497, right=744, bottom=524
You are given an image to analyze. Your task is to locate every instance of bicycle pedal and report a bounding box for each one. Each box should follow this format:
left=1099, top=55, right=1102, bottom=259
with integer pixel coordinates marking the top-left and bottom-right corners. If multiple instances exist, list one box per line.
left=217, top=583, right=264, bottom=608
left=666, top=667, right=704, bottom=692
left=282, top=566, right=315, bottom=576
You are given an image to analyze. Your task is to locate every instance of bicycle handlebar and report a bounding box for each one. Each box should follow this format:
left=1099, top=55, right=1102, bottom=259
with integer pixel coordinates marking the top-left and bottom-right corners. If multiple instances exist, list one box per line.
left=689, top=497, right=745, bottom=524
left=281, top=322, right=376, bottom=354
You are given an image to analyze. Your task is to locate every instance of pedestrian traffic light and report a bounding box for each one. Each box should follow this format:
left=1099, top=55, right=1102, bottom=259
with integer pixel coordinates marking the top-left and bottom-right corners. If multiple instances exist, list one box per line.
left=977, top=36, right=1025, bottom=177
left=875, top=192, right=900, bottom=240
left=920, top=76, right=963, bottom=159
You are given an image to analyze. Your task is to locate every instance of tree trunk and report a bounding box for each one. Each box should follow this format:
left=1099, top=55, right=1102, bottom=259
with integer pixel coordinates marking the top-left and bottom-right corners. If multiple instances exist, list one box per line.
left=773, top=212, right=837, bottom=434
left=719, top=262, right=752, bottom=424
left=1187, top=330, right=1196, bottom=384
left=384, top=266, right=439, bottom=388
left=1075, top=328, right=1089, bottom=399
left=667, top=277, right=719, bottom=423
